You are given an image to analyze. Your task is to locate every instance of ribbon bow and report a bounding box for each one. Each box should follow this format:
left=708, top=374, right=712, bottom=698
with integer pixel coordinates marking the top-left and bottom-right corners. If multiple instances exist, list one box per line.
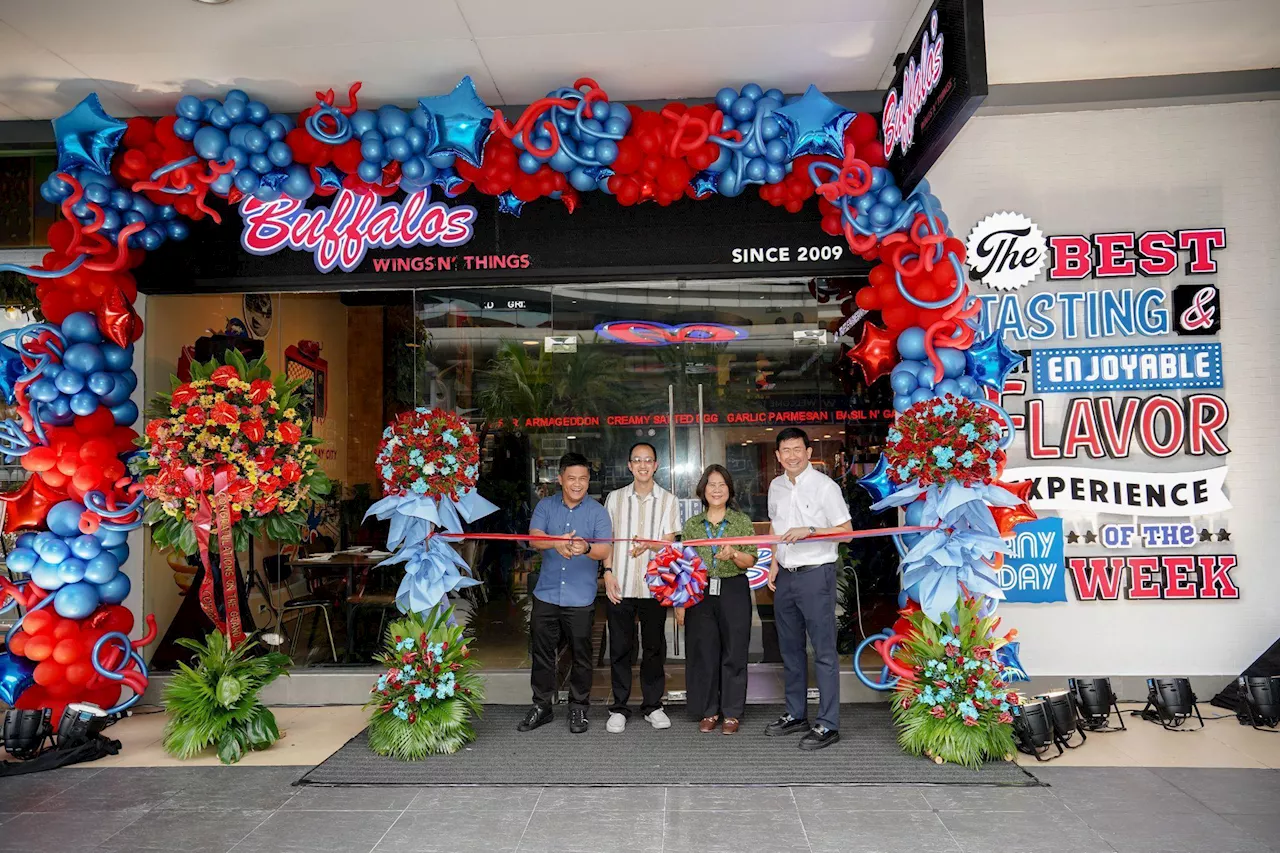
left=185, top=467, right=245, bottom=647
left=645, top=545, right=709, bottom=608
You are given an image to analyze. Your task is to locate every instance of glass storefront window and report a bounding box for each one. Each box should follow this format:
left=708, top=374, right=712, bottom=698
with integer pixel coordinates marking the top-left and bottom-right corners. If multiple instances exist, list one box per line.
left=142, top=280, right=900, bottom=672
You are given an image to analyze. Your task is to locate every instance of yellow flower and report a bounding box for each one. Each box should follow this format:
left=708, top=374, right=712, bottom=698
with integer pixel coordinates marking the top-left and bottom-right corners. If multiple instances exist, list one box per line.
left=283, top=408, right=297, bottom=419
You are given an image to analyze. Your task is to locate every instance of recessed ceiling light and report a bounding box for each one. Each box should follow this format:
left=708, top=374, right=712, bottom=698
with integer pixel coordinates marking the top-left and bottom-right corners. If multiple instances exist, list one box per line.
left=823, top=434, right=831, bottom=438
left=567, top=435, right=576, bottom=440
left=765, top=427, right=773, bottom=431
left=191, top=0, right=231, bottom=4
left=521, top=340, right=538, bottom=345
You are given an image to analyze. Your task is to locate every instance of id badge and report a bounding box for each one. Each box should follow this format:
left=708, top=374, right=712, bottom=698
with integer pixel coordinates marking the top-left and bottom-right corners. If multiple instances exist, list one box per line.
left=709, top=577, right=721, bottom=596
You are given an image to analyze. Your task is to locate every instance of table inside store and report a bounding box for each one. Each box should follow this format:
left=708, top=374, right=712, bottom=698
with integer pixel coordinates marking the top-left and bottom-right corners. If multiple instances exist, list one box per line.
left=289, top=549, right=396, bottom=663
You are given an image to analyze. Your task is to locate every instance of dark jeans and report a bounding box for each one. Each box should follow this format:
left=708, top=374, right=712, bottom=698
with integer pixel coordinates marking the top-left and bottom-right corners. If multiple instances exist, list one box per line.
left=774, top=562, right=840, bottom=730
left=530, top=597, right=594, bottom=710
left=606, top=596, right=668, bottom=716
left=684, top=573, right=752, bottom=721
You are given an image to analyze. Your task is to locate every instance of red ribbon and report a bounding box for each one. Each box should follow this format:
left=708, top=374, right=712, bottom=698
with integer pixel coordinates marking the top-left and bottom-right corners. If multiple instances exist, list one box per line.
left=186, top=468, right=245, bottom=648
left=426, top=524, right=932, bottom=550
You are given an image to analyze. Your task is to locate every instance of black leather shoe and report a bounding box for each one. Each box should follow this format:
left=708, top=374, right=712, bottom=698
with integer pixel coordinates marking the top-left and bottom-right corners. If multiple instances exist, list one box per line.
left=798, top=725, right=841, bottom=751
left=569, top=707, right=589, bottom=734
left=765, top=713, right=809, bottom=736
left=517, top=705, right=553, bottom=732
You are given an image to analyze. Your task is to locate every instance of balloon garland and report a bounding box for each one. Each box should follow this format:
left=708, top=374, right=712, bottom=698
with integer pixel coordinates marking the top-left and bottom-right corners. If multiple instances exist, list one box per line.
left=2, top=75, right=1030, bottom=748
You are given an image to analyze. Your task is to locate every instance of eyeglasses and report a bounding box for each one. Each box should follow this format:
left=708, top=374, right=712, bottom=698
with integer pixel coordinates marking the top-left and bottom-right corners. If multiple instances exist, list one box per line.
left=630, top=457, right=657, bottom=465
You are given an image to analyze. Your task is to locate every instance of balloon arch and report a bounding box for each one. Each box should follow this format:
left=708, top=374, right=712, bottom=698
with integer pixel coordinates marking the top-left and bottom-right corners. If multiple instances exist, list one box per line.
left=0, top=75, right=1030, bottom=758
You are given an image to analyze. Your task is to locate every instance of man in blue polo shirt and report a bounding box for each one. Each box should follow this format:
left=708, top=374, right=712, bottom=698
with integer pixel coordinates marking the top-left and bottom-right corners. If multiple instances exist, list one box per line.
left=519, top=452, right=612, bottom=734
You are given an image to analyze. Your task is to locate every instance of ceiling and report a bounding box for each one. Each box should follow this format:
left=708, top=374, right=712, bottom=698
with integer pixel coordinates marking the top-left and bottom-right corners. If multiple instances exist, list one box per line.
left=0, top=0, right=1276, bottom=120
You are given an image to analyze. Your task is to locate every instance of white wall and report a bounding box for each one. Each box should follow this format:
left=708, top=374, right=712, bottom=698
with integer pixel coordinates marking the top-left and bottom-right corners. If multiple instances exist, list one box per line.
left=927, top=100, right=1280, bottom=676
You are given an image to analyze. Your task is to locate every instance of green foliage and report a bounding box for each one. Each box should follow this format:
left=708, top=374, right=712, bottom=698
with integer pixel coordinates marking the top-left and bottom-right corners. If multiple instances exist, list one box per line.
left=161, top=631, right=292, bottom=765
left=890, top=595, right=1020, bottom=769
left=365, top=606, right=485, bottom=760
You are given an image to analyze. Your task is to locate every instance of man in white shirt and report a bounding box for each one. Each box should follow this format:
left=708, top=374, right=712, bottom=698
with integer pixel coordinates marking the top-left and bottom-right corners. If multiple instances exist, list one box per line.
left=602, top=442, right=680, bottom=733
left=764, top=428, right=853, bottom=750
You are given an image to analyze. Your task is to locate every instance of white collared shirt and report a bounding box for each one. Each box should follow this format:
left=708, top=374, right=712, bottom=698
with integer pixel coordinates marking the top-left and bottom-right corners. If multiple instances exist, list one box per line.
left=768, top=464, right=851, bottom=568
left=604, top=481, right=680, bottom=598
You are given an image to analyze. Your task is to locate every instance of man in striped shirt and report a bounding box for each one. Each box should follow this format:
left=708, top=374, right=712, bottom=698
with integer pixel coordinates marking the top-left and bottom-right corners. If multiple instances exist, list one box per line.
left=602, top=441, right=680, bottom=733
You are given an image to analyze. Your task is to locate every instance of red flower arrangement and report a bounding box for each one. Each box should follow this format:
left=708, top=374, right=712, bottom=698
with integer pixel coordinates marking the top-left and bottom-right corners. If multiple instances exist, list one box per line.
left=375, top=408, right=479, bottom=501
left=883, top=394, right=1006, bottom=487
left=136, top=351, right=330, bottom=553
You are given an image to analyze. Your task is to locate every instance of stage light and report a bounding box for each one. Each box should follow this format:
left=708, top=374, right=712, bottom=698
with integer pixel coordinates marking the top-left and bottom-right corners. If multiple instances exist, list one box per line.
left=1012, top=696, right=1063, bottom=761
left=1069, top=677, right=1126, bottom=732
left=56, top=703, right=110, bottom=748
left=1139, top=677, right=1204, bottom=730
left=3, top=709, right=53, bottom=759
left=1036, top=690, right=1086, bottom=748
left=1236, top=676, right=1280, bottom=730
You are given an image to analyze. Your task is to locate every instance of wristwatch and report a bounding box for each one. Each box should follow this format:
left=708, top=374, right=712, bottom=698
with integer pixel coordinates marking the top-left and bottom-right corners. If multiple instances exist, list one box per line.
left=808, top=526, right=816, bottom=535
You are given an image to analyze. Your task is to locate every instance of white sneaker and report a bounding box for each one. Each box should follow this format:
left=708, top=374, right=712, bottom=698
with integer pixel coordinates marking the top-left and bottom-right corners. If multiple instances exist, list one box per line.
left=606, top=712, right=627, bottom=733
left=645, top=709, right=672, bottom=730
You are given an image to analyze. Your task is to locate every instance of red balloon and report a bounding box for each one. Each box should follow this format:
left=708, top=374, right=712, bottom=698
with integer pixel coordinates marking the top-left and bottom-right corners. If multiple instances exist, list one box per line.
left=848, top=112, right=879, bottom=146
left=22, top=445, right=57, bottom=472
left=72, top=464, right=105, bottom=492
left=52, top=638, right=82, bottom=665
left=0, top=476, right=68, bottom=533
left=77, top=408, right=116, bottom=436
left=23, top=634, right=53, bottom=662
left=97, top=282, right=142, bottom=347
left=847, top=322, right=898, bottom=384
left=991, top=503, right=1038, bottom=537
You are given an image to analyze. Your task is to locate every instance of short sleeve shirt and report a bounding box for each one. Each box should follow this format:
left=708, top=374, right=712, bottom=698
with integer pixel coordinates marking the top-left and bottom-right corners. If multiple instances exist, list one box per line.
left=530, top=494, right=612, bottom=607
left=604, top=482, right=680, bottom=598
left=768, top=465, right=852, bottom=568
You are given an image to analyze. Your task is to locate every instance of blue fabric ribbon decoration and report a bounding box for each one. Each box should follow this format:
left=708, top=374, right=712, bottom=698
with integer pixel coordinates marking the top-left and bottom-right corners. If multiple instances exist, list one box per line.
left=872, top=480, right=1025, bottom=622
left=363, top=487, right=498, bottom=614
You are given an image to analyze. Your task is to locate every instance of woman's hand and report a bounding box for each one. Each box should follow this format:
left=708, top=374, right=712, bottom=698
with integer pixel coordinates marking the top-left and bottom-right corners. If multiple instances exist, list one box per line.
left=674, top=606, right=685, bottom=627
left=714, top=543, right=736, bottom=563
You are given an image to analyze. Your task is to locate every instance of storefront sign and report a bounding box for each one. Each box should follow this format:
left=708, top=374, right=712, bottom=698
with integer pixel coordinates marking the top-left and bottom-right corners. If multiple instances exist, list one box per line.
left=594, top=321, right=747, bottom=346
left=1069, top=555, right=1239, bottom=600
left=976, top=287, right=1170, bottom=341
left=965, top=212, right=1047, bottom=292
left=1046, top=229, right=1226, bottom=279
left=999, top=517, right=1066, bottom=603
left=1030, top=343, right=1223, bottom=393
left=1001, top=465, right=1232, bottom=515
left=1017, top=393, right=1229, bottom=459
left=137, top=187, right=863, bottom=292
left=881, top=0, right=987, bottom=193
left=1099, top=522, right=1197, bottom=549
left=1173, top=284, right=1221, bottom=335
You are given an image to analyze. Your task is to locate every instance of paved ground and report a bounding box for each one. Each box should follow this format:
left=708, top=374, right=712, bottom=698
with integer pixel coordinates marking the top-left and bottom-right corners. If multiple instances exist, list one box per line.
left=1, top=765, right=1278, bottom=852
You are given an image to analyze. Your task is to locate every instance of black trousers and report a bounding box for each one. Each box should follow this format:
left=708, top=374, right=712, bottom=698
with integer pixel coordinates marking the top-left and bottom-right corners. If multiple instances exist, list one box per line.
left=606, top=596, right=668, bottom=716
left=530, top=597, right=594, bottom=711
left=774, top=562, right=840, bottom=730
left=684, top=573, right=752, bottom=720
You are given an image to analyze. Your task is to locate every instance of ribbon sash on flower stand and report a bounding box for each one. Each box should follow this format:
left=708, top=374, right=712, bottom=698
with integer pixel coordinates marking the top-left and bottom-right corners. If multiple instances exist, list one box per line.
left=187, top=468, right=246, bottom=648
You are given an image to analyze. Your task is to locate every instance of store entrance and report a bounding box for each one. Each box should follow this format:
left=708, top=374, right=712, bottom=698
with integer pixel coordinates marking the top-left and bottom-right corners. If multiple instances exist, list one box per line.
left=140, top=279, right=903, bottom=681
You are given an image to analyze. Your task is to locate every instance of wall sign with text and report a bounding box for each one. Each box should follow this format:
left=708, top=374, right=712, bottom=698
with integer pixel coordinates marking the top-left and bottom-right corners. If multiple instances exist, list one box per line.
left=1000, top=517, right=1066, bottom=603
left=965, top=211, right=1047, bottom=292
left=1069, top=554, right=1239, bottom=600
left=1030, top=343, right=1223, bottom=394
left=1099, top=522, right=1197, bottom=549
left=1001, top=465, right=1232, bottom=516
left=1173, top=284, right=1221, bottom=336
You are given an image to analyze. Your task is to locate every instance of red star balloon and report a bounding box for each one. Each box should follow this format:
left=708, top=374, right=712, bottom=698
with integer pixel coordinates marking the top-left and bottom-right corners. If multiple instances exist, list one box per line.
left=996, top=479, right=1034, bottom=504
left=990, top=503, right=1038, bottom=538
left=847, top=322, right=897, bottom=384
left=0, top=475, right=68, bottom=533
left=97, top=283, right=142, bottom=348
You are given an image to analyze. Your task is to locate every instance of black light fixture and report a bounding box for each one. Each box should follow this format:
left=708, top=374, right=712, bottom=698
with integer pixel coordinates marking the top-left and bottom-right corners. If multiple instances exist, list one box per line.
left=1036, top=690, right=1086, bottom=748
left=1235, top=676, right=1280, bottom=730
left=56, top=703, right=110, bottom=748
left=1069, top=677, right=1126, bottom=732
left=1012, top=696, right=1063, bottom=761
left=3, top=709, right=53, bottom=759
left=1139, top=677, right=1204, bottom=730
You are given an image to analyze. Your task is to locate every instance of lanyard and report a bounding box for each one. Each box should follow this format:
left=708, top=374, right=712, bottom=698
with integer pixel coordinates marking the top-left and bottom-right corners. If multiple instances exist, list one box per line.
left=704, top=517, right=728, bottom=570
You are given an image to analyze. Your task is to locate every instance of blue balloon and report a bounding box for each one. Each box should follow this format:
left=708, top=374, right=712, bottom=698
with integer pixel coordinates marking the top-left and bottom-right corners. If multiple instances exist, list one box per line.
left=176, top=95, right=204, bottom=120
left=595, top=139, right=618, bottom=164
left=54, top=582, right=100, bottom=619
left=282, top=164, right=313, bottom=199
left=107, top=544, right=129, bottom=565
left=548, top=150, right=574, bottom=173
left=109, top=189, right=132, bottom=211
left=34, top=534, right=70, bottom=564
left=97, top=528, right=127, bottom=548
left=100, top=343, right=133, bottom=372
left=361, top=131, right=385, bottom=163
left=715, top=87, right=738, bottom=111
left=377, top=106, right=409, bottom=138
left=262, top=119, right=286, bottom=141
left=16, top=533, right=37, bottom=549
left=123, top=211, right=146, bottom=227
left=568, top=167, right=596, bottom=192
left=99, top=377, right=131, bottom=407
left=879, top=185, right=903, bottom=207
left=909, top=388, right=934, bottom=406
left=357, top=160, right=382, bottom=183
left=210, top=173, right=234, bottom=196
left=222, top=145, right=248, bottom=170
left=84, top=552, right=120, bottom=584
left=110, top=400, right=139, bottom=425
left=897, top=327, right=928, bottom=361
left=744, top=158, right=767, bottom=183
left=717, top=171, right=741, bottom=197
left=741, top=82, right=765, bottom=100
left=139, top=226, right=165, bottom=251
left=935, top=379, right=961, bottom=398
left=897, top=589, right=911, bottom=609
left=30, top=561, right=63, bottom=590
left=403, top=126, right=427, bottom=153
left=889, top=370, right=917, bottom=395
left=131, top=196, right=155, bottom=220
left=957, top=376, right=979, bottom=398
left=764, top=163, right=786, bottom=184
left=743, top=138, right=762, bottom=159
left=731, top=97, right=756, bottom=122
left=100, top=210, right=121, bottom=232
left=54, top=369, right=85, bottom=395
left=246, top=100, right=270, bottom=124
left=6, top=547, right=37, bottom=574
left=86, top=371, right=114, bottom=396
left=904, top=501, right=925, bottom=525
left=228, top=124, right=250, bottom=149
left=61, top=343, right=103, bottom=371
left=249, top=153, right=272, bottom=175
left=45, top=396, right=72, bottom=421
left=234, top=169, right=260, bottom=193
left=97, top=573, right=131, bottom=605
left=914, top=365, right=936, bottom=391
left=28, top=378, right=58, bottom=404
left=61, top=313, right=98, bottom=346
left=710, top=146, right=733, bottom=172
left=428, top=152, right=455, bottom=169
left=937, top=347, right=967, bottom=379
left=350, top=109, right=377, bottom=136
left=224, top=89, right=249, bottom=104
left=0, top=652, right=35, bottom=706
left=208, top=105, right=232, bottom=130
left=158, top=204, right=177, bottom=220
left=70, top=534, right=103, bottom=561
left=605, top=116, right=629, bottom=137
left=386, top=137, right=412, bottom=162
left=167, top=221, right=190, bottom=241
left=57, top=558, right=87, bottom=585
left=223, top=99, right=246, bottom=123
left=871, top=167, right=889, bottom=191
left=83, top=183, right=110, bottom=205
left=48, top=500, right=87, bottom=537
left=517, top=152, right=540, bottom=175
left=69, top=390, right=99, bottom=416
left=764, top=138, right=788, bottom=163
left=266, top=140, right=292, bottom=168
left=869, top=203, right=893, bottom=226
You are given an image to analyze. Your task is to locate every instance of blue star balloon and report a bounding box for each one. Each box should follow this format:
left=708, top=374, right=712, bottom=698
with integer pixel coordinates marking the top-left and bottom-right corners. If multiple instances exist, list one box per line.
left=314, top=165, right=345, bottom=193
left=771, top=85, right=854, bottom=160
left=0, top=342, right=25, bottom=405
left=691, top=170, right=719, bottom=198
left=418, top=76, right=494, bottom=169
left=435, top=168, right=468, bottom=197
left=52, top=94, right=128, bottom=176
left=0, top=651, right=36, bottom=706
left=496, top=191, right=525, bottom=216
left=965, top=333, right=1025, bottom=391
left=858, top=454, right=898, bottom=502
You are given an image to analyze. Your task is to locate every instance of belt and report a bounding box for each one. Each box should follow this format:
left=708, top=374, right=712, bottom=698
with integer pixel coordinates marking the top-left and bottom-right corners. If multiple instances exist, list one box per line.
left=782, top=561, right=834, bottom=574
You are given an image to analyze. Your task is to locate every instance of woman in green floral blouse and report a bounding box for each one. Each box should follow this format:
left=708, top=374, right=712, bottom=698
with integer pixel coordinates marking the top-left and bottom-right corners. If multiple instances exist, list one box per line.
left=678, top=464, right=757, bottom=735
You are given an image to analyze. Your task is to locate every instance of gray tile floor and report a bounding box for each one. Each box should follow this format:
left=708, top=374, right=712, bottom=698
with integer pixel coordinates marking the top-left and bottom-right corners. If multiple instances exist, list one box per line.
left=0, top=765, right=1278, bottom=852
